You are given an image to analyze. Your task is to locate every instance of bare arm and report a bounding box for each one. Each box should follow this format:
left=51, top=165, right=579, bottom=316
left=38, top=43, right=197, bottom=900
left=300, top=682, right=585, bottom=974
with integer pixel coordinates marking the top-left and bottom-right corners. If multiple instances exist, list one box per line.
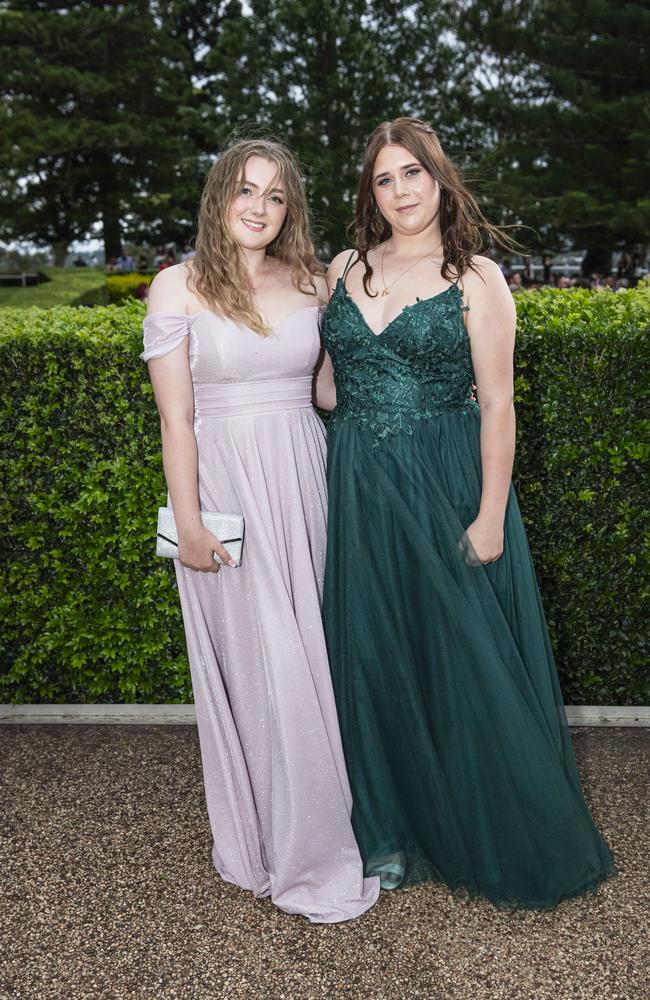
left=146, top=268, right=234, bottom=570
left=313, top=348, right=337, bottom=411
left=464, top=257, right=517, bottom=563
left=311, top=254, right=356, bottom=411
left=307, top=270, right=335, bottom=411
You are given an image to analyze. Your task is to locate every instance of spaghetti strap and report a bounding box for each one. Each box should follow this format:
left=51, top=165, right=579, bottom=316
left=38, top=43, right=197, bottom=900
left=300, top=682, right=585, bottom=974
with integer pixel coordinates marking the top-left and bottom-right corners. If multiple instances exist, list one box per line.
left=452, top=270, right=470, bottom=312
left=341, top=251, right=358, bottom=287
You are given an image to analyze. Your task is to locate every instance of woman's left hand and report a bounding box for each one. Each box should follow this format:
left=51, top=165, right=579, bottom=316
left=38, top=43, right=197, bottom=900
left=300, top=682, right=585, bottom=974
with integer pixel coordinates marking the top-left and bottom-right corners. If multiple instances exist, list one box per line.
left=463, top=516, right=504, bottom=565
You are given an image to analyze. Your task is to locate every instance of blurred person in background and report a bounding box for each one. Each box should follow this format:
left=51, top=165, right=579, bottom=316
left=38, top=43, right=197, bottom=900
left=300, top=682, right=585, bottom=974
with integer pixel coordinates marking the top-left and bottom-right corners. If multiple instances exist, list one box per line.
left=617, top=252, right=633, bottom=284
left=116, top=249, right=134, bottom=271
left=158, top=248, right=176, bottom=270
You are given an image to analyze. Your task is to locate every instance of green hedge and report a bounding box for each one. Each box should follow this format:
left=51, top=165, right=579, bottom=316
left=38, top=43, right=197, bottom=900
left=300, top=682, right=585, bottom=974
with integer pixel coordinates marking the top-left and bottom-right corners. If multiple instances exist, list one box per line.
left=0, top=289, right=648, bottom=704
left=0, top=301, right=188, bottom=702
left=512, top=287, right=649, bottom=704
left=106, top=273, right=154, bottom=304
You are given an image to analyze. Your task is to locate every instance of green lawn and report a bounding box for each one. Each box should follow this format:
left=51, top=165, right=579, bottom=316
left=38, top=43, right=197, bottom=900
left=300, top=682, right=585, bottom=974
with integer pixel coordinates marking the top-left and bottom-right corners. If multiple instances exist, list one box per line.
left=0, top=267, right=107, bottom=308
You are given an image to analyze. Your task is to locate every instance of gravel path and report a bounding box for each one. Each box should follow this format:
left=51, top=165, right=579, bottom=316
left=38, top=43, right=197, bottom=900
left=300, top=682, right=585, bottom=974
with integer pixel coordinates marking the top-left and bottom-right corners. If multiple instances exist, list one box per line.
left=1, top=725, right=647, bottom=1000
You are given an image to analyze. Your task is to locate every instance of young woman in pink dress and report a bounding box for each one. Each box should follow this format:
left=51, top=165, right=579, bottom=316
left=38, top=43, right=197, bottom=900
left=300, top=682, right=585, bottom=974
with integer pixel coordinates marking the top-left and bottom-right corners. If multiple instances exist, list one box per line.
left=141, top=138, right=378, bottom=922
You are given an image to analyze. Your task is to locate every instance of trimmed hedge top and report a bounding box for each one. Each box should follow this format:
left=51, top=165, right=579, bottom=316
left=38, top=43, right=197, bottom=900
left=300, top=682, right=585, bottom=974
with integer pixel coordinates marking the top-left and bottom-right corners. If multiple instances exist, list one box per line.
left=106, top=273, right=154, bottom=304
left=1, top=289, right=648, bottom=704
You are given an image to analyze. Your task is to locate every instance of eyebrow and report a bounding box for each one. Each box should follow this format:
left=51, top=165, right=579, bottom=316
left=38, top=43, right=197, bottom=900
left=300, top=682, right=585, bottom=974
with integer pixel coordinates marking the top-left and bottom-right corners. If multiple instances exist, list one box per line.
left=373, top=162, right=421, bottom=181
left=242, top=178, right=285, bottom=194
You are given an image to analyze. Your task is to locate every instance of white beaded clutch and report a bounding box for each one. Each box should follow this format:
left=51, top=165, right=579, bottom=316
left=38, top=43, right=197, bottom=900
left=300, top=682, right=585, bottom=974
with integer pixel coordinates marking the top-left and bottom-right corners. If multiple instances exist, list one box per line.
left=156, top=507, right=245, bottom=566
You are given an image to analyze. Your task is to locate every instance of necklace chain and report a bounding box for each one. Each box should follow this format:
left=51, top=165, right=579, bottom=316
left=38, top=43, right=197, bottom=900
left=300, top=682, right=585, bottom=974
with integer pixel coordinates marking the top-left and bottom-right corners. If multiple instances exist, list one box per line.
left=250, top=259, right=275, bottom=295
left=379, top=244, right=443, bottom=296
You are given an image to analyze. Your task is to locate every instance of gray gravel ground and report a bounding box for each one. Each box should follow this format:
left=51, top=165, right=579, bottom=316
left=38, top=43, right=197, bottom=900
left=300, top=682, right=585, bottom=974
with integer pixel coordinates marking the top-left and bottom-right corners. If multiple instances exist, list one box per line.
left=0, top=724, right=647, bottom=1000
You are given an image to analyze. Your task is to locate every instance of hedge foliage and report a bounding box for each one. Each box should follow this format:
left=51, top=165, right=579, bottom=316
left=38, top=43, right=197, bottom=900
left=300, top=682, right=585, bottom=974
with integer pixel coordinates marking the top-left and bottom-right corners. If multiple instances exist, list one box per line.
left=1, top=289, right=648, bottom=704
left=512, top=287, right=649, bottom=704
left=0, top=301, right=189, bottom=702
left=106, top=273, right=154, bottom=304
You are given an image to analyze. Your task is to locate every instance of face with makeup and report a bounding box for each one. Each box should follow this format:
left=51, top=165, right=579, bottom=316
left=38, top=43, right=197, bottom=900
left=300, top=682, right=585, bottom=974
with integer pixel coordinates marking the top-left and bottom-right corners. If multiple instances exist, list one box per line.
left=373, top=144, right=441, bottom=238
left=229, top=155, right=288, bottom=250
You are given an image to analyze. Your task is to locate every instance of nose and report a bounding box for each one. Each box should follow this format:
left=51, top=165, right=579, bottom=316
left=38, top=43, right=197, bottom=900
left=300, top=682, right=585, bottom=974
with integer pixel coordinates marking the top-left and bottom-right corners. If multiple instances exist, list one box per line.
left=393, top=176, right=409, bottom=199
left=250, top=194, right=267, bottom=216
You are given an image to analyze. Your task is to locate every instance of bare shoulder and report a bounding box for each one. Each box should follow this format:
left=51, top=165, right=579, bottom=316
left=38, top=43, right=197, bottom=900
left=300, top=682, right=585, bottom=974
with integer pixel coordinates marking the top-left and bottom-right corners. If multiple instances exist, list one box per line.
left=464, top=255, right=507, bottom=288
left=327, top=248, right=357, bottom=288
left=147, top=263, right=192, bottom=315
left=463, top=255, right=513, bottom=307
left=462, top=256, right=516, bottom=344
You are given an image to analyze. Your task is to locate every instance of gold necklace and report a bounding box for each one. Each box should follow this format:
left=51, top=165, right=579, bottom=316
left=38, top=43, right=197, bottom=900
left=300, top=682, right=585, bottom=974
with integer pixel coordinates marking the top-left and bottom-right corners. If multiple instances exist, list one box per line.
left=379, top=245, right=443, bottom=296
left=251, top=271, right=270, bottom=294
left=250, top=258, right=276, bottom=295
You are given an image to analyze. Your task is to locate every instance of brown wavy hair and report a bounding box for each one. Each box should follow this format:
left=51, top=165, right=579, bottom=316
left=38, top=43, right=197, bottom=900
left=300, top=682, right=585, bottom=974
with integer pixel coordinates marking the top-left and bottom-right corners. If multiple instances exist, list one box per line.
left=352, top=117, right=522, bottom=295
left=189, top=138, right=322, bottom=334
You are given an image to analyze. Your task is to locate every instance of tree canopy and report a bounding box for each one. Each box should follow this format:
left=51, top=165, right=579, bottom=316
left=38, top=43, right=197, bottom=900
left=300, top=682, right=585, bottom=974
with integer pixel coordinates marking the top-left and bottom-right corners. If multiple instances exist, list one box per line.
left=0, top=0, right=201, bottom=261
left=0, top=0, right=647, bottom=264
left=451, top=0, right=650, bottom=264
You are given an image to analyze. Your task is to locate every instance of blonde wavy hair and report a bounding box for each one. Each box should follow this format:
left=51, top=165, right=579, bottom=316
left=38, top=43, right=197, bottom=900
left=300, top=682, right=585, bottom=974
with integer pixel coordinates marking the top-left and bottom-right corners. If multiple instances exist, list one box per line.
left=189, top=138, right=322, bottom=335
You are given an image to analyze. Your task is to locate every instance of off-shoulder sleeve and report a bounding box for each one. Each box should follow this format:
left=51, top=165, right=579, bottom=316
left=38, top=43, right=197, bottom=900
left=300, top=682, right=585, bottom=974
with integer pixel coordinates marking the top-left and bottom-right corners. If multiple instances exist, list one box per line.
left=140, top=313, right=190, bottom=362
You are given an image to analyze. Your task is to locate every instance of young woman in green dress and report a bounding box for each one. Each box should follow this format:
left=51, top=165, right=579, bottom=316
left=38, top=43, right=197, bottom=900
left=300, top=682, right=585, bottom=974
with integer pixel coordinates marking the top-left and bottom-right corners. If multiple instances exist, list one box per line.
left=315, top=117, right=614, bottom=908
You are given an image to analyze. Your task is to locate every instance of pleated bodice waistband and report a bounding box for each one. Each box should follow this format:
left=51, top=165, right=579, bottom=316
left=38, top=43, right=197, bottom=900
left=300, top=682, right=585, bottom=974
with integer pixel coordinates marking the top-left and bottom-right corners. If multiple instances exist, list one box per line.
left=193, top=375, right=313, bottom=418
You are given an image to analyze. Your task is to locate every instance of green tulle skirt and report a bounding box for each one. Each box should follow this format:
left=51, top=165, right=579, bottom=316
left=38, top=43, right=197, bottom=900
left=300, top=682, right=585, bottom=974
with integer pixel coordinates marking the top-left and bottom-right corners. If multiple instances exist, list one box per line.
left=323, top=405, right=614, bottom=909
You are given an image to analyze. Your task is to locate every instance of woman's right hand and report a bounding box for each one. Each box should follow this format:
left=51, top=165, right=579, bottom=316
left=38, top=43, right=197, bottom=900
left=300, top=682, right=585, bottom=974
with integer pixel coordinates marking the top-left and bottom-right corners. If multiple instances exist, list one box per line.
left=178, top=526, right=236, bottom=572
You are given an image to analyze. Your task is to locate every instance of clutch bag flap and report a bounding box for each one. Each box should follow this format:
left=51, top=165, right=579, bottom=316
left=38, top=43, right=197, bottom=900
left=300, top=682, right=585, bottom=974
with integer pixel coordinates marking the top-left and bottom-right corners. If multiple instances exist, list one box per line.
left=156, top=507, right=244, bottom=566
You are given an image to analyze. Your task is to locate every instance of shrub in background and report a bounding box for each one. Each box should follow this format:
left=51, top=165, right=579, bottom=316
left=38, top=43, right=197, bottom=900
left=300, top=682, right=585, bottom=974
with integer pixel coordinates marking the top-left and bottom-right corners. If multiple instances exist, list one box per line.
left=106, top=273, right=154, bottom=304
left=0, top=289, right=648, bottom=704
left=0, top=301, right=188, bottom=702
left=513, top=287, right=649, bottom=704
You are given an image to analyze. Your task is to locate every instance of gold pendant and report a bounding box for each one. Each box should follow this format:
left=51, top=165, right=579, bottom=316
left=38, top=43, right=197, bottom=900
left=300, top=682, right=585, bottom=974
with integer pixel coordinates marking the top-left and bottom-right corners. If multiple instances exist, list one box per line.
left=381, top=287, right=390, bottom=296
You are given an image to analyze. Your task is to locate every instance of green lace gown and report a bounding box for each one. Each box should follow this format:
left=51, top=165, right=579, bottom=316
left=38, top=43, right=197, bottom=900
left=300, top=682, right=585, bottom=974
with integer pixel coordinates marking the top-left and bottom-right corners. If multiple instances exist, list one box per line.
left=321, top=268, right=614, bottom=909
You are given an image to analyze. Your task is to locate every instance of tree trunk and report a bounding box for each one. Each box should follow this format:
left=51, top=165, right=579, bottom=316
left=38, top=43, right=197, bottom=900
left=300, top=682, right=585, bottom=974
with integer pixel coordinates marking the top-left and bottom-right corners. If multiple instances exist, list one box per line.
left=102, top=195, right=122, bottom=261
left=53, top=242, right=69, bottom=267
left=97, top=153, right=122, bottom=260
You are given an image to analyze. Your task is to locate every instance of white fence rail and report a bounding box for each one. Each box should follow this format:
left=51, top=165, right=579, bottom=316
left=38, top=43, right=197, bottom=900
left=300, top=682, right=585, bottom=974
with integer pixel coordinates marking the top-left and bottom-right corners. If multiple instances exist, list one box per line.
left=0, top=704, right=648, bottom=726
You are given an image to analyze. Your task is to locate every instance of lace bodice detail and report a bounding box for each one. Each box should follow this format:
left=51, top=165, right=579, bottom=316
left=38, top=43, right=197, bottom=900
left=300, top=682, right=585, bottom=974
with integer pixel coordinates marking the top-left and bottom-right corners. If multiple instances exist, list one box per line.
left=321, top=279, right=476, bottom=443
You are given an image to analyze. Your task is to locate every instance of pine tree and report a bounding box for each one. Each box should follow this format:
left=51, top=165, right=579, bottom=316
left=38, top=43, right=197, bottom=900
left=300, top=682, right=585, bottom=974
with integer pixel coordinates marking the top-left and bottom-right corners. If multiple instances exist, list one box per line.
left=202, top=0, right=463, bottom=256
left=451, top=0, right=650, bottom=265
left=0, top=0, right=201, bottom=261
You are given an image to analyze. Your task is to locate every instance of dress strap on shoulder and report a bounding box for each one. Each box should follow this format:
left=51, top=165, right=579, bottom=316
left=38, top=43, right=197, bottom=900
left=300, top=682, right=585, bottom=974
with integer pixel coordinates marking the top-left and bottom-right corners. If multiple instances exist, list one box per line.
left=341, top=250, right=358, bottom=285
left=451, top=271, right=470, bottom=312
left=141, top=312, right=191, bottom=362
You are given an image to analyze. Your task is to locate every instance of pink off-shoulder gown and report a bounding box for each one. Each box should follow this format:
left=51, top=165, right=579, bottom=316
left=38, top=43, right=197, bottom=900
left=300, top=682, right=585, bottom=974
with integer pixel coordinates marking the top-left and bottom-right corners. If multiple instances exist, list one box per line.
left=141, top=306, right=378, bottom=922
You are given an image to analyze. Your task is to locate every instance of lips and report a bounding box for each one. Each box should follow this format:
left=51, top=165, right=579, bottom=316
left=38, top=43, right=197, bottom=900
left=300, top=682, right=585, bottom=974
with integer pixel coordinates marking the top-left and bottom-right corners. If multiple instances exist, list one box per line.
left=242, top=218, right=266, bottom=231
left=396, top=204, right=418, bottom=213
